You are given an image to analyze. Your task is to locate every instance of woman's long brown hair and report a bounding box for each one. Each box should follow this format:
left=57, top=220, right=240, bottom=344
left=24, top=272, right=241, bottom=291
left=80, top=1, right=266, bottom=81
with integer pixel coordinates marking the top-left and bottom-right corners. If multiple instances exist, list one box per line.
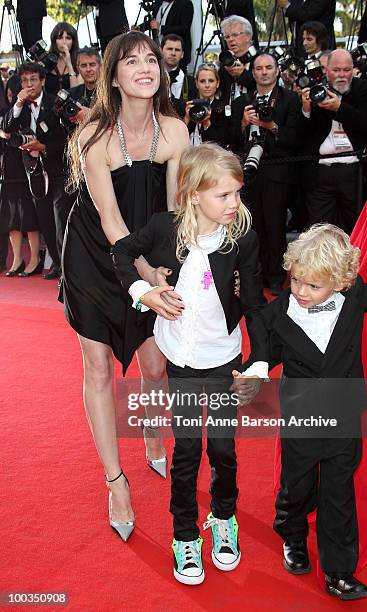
left=67, top=31, right=176, bottom=191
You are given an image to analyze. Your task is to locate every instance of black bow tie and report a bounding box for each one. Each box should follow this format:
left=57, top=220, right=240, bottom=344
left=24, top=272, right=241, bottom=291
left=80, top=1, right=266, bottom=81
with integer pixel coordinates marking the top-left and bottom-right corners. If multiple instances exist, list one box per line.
left=308, top=300, right=336, bottom=313
left=169, top=68, right=180, bottom=84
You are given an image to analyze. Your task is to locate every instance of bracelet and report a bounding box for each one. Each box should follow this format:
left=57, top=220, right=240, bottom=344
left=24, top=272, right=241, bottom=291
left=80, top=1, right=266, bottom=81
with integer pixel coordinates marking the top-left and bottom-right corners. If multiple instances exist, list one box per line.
left=135, top=295, right=145, bottom=311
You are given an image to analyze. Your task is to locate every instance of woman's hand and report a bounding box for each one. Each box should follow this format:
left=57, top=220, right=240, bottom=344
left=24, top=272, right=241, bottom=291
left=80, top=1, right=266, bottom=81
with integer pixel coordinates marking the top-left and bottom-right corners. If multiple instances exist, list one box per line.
left=142, top=286, right=183, bottom=320
left=184, top=100, right=194, bottom=125
left=151, top=266, right=185, bottom=310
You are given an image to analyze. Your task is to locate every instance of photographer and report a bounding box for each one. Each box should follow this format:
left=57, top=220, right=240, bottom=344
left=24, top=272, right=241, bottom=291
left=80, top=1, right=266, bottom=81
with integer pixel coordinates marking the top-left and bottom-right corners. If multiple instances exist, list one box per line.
left=219, top=15, right=255, bottom=106
left=212, top=0, right=259, bottom=49
left=67, top=48, right=101, bottom=125
left=184, top=63, right=228, bottom=147
left=82, top=1, right=129, bottom=55
left=277, top=0, right=336, bottom=57
left=300, top=48, right=367, bottom=233
left=4, top=62, right=72, bottom=280
left=232, top=53, right=302, bottom=295
left=161, top=34, right=196, bottom=117
left=143, top=0, right=194, bottom=70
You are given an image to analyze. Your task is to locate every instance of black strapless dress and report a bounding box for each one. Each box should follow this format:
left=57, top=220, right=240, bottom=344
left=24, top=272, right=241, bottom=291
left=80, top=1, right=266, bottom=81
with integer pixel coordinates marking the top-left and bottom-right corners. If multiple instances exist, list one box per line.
left=59, top=160, right=167, bottom=373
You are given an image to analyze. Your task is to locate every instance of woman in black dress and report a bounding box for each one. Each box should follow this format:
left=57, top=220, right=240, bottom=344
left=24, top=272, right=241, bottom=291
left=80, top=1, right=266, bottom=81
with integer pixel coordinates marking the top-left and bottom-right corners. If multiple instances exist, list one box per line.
left=45, top=22, right=83, bottom=95
left=61, top=32, right=188, bottom=540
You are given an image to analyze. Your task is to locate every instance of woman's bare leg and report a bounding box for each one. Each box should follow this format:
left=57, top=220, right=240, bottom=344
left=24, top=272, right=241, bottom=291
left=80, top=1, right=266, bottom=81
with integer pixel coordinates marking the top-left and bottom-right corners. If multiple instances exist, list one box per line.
left=136, top=336, right=167, bottom=461
left=8, top=230, right=23, bottom=270
left=78, top=335, right=134, bottom=522
left=26, top=231, right=40, bottom=271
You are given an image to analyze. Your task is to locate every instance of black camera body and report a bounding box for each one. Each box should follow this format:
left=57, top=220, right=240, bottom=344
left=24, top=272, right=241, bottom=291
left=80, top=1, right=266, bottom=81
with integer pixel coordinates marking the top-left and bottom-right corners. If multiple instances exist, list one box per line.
left=296, top=59, right=330, bottom=103
left=189, top=99, right=211, bottom=122
left=351, top=43, right=367, bottom=63
left=53, top=89, right=82, bottom=128
left=219, top=45, right=257, bottom=68
left=253, top=95, right=275, bottom=122
left=6, top=131, right=34, bottom=148
left=273, top=47, right=304, bottom=76
left=28, top=40, right=58, bottom=72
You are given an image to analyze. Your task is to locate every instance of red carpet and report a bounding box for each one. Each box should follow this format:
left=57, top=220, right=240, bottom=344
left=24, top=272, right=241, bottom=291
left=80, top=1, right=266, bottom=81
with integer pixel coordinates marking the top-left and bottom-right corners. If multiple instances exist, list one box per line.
left=1, top=275, right=367, bottom=611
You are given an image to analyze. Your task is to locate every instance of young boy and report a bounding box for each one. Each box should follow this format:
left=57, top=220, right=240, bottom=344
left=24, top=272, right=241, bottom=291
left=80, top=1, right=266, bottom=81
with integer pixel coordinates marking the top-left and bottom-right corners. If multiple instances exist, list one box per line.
left=243, top=224, right=367, bottom=600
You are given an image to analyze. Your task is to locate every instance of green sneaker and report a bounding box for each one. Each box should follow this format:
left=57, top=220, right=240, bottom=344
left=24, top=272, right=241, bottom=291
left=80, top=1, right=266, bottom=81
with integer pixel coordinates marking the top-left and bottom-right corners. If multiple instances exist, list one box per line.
left=172, top=537, right=205, bottom=585
left=203, top=513, right=241, bottom=571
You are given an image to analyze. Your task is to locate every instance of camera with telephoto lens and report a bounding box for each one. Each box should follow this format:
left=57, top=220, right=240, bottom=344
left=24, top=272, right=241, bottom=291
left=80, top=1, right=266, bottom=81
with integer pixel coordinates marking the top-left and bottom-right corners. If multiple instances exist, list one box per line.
left=28, top=40, right=58, bottom=72
left=252, top=94, right=275, bottom=122
left=53, top=89, right=83, bottom=128
left=189, top=99, right=211, bottom=122
left=243, top=130, right=264, bottom=179
left=6, top=131, right=35, bottom=148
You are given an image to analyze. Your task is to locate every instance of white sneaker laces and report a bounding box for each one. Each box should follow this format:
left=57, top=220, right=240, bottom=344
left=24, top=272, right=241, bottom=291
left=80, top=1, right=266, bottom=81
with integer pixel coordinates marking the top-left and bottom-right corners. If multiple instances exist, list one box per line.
left=203, top=517, right=234, bottom=549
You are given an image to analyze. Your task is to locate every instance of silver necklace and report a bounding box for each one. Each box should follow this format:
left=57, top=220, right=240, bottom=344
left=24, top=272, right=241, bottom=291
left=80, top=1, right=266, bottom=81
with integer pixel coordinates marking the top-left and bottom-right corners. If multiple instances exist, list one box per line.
left=116, top=111, right=160, bottom=167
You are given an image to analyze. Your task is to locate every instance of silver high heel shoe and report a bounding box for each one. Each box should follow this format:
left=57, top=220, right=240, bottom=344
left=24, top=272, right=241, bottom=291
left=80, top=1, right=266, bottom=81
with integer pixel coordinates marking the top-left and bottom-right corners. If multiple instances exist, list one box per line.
left=142, top=424, right=167, bottom=479
left=106, top=469, right=135, bottom=542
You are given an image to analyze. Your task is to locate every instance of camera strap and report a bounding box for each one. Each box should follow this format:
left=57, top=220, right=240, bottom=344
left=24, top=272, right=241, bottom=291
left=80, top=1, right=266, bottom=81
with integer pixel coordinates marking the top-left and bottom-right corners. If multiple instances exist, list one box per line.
left=22, top=151, right=49, bottom=200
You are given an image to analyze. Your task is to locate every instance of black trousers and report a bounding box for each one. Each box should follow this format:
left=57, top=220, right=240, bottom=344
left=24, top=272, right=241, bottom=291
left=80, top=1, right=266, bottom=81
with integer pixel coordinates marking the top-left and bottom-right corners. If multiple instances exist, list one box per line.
left=34, top=176, right=75, bottom=267
left=274, top=433, right=362, bottom=574
left=306, top=163, right=360, bottom=234
left=167, top=354, right=242, bottom=542
left=18, top=19, right=43, bottom=52
left=246, top=175, right=290, bottom=286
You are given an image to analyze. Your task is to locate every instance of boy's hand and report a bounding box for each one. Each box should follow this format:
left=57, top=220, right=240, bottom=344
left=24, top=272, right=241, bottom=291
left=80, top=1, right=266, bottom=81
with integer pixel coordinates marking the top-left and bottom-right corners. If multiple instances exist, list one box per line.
left=142, top=286, right=184, bottom=320
left=230, top=371, right=262, bottom=405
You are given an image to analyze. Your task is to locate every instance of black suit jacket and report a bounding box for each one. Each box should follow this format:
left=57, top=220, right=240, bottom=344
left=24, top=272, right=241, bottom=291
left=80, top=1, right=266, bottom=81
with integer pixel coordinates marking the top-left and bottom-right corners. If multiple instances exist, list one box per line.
left=219, top=65, right=255, bottom=106
left=86, top=0, right=129, bottom=36
left=17, top=0, right=46, bottom=20
left=4, top=91, right=68, bottom=177
left=169, top=71, right=197, bottom=118
left=246, top=278, right=367, bottom=423
left=111, top=211, right=268, bottom=365
left=286, top=0, right=336, bottom=56
left=153, top=0, right=194, bottom=68
left=300, top=77, right=367, bottom=187
left=230, top=85, right=302, bottom=184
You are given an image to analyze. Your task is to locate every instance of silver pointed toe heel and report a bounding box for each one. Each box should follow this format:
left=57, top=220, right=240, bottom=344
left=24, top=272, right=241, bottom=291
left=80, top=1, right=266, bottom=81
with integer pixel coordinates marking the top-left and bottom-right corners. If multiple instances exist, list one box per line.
left=147, top=456, right=167, bottom=479
left=106, top=469, right=135, bottom=542
left=142, top=424, right=167, bottom=479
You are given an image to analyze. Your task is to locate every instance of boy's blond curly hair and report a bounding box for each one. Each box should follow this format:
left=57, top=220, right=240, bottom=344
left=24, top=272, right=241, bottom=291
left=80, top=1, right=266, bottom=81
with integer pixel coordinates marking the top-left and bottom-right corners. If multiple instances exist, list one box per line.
left=283, top=224, right=360, bottom=290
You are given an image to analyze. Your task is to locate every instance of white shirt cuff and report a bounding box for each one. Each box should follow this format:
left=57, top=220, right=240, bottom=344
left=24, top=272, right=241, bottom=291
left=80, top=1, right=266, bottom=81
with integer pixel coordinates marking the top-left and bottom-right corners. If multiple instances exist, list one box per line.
left=242, top=361, right=269, bottom=379
left=302, top=109, right=311, bottom=118
left=13, top=104, right=22, bottom=118
left=129, top=280, right=154, bottom=312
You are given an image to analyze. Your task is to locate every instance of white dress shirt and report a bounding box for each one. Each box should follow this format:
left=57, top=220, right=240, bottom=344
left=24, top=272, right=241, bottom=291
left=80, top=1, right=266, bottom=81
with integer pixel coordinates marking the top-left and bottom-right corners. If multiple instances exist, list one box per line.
left=287, top=291, right=345, bottom=353
left=129, top=225, right=268, bottom=373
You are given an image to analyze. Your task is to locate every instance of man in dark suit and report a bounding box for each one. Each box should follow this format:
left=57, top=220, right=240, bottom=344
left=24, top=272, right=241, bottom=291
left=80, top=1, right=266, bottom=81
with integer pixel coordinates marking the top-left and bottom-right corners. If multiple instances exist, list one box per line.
left=83, top=0, right=129, bottom=54
left=161, top=34, right=196, bottom=117
left=300, top=48, right=367, bottom=234
left=277, top=0, right=336, bottom=56
left=16, top=0, right=47, bottom=52
left=4, top=62, right=72, bottom=279
left=231, top=53, right=302, bottom=295
left=219, top=15, right=256, bottom=105
left=150, top=0, right=194, bottom=70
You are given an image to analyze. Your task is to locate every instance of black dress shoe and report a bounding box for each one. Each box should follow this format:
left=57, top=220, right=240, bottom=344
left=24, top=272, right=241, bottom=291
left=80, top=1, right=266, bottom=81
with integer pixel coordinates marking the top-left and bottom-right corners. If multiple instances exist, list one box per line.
left=283, top=540, right=311, bottom=574
left=269, top=284, right=283, bottom=297
left=18, top=260, right=43, bottom=277
left=43, top=265, right=61, bottom=280
left=5, top=260, right=25, bottom=277
left=325, top=574, right=367, bottom=600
